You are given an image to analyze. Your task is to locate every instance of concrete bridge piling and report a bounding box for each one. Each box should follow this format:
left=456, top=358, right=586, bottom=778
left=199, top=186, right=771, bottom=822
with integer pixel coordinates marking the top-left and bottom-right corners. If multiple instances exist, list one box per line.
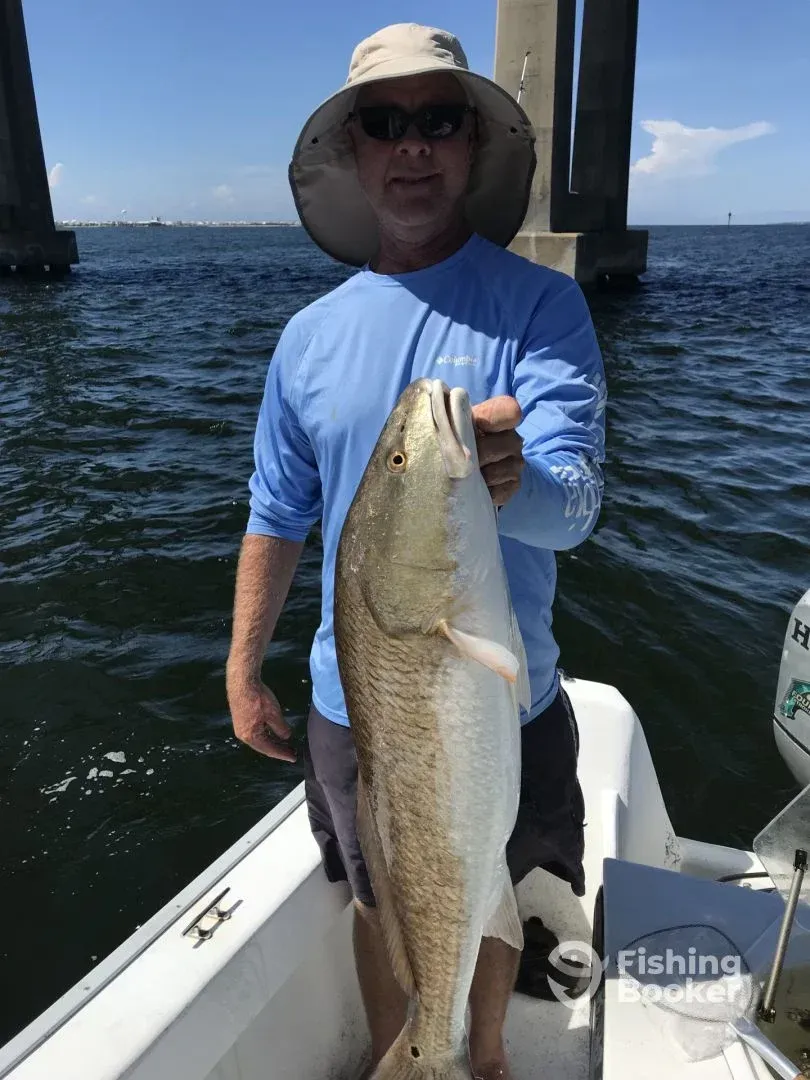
left=495, top=0, right=648, bottom=284
left=0, top=0, right=78, bottom=274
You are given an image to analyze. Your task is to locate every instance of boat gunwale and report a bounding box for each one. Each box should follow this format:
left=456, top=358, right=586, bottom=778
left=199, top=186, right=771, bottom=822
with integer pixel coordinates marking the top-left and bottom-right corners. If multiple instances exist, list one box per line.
left=0, top=783, right=307, bottom=1078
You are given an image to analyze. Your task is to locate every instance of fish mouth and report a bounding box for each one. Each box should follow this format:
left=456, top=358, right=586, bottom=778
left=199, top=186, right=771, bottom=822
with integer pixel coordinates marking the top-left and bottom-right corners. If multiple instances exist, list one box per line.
left=429, top=379, right=474, bottom=480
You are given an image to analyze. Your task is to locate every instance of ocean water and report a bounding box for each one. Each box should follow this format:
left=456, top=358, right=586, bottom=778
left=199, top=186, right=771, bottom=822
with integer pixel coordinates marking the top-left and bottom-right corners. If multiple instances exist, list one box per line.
left=1, top=223, right=808, bottom=1045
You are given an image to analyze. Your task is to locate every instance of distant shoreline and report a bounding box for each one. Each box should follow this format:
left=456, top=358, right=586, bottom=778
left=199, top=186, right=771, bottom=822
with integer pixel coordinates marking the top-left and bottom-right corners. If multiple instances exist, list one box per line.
left=57, top=220, right=808, bottom=229
left=58, top=221, right=301, bottom=229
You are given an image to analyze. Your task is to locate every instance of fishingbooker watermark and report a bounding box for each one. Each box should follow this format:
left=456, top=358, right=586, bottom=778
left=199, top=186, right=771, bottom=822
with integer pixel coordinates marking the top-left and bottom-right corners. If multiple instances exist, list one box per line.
left=543, top=940, right=744, bottom=1009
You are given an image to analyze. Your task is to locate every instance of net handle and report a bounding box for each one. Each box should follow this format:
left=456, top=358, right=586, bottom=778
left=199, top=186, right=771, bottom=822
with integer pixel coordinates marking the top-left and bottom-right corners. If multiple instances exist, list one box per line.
left=729, top=1017, right=802, bottom=1080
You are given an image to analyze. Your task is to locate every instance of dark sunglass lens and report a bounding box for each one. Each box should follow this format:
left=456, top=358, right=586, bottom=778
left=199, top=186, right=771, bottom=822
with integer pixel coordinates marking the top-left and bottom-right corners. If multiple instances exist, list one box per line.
left=358, top=106, right=407, bottom=140
left=356, top=104, right=468, bottom=140
left=419, top=104, right=467, bottom=138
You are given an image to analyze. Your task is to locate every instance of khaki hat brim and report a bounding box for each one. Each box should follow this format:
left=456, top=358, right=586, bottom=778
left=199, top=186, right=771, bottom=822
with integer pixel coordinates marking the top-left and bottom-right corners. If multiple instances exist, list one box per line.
left=288, top=59, right=536, bottom=266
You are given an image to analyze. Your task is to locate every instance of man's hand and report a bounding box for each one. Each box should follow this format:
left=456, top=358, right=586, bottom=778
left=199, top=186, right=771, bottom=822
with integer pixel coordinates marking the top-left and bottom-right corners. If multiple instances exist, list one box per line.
left=471, top=396, right=525, bottom=508
left=227, top=678, right=297, bottom=763
left=226, top=535, right=303, bottom=765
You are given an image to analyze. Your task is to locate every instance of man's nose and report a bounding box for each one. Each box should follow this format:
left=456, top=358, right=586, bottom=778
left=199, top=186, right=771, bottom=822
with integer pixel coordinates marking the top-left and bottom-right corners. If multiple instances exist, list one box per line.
left=395, top=131, right=431, bottom=156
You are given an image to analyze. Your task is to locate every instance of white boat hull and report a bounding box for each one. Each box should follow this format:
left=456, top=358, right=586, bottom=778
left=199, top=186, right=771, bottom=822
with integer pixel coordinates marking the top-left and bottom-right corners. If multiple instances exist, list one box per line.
left=0, top=677, right=804, bottom=1080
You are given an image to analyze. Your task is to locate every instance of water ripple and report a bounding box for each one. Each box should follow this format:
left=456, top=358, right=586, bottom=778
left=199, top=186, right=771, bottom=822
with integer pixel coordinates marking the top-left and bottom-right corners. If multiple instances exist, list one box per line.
left=1, top=223, right=808, bottom=1044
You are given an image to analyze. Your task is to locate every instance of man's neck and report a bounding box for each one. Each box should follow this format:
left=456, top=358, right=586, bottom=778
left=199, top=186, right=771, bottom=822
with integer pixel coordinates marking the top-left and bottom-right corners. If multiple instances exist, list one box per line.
left=371, top=217, right=472, bottom=275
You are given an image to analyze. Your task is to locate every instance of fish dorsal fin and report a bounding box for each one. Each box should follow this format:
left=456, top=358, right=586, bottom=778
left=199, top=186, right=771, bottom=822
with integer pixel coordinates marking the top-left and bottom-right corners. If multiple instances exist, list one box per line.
left=439, top=622, right=519, bottom=683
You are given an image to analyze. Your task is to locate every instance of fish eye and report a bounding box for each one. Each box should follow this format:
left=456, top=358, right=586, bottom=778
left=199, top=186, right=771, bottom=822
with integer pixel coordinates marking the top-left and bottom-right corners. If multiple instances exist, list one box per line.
left=387, top=450, right=407, bottom=472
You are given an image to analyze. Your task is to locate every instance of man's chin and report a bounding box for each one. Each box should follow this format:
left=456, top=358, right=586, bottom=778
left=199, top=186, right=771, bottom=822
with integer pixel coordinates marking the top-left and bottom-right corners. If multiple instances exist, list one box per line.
left=382, top=199, right=450, bottom=232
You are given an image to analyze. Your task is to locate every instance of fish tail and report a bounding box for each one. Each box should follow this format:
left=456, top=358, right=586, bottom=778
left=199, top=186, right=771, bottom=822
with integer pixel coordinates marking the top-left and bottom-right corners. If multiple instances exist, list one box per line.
left=371, top=1029, right=473, bottom=1080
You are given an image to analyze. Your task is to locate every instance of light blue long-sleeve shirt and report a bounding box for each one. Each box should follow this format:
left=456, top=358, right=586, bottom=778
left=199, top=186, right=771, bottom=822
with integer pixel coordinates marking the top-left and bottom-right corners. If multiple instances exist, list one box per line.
left=246, top=233, right=606, bottom=727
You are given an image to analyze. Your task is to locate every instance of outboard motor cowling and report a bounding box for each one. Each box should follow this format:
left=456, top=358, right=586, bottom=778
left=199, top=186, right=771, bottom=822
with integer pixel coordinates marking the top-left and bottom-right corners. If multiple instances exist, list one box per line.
left=773, top=588, right=810, bottom=787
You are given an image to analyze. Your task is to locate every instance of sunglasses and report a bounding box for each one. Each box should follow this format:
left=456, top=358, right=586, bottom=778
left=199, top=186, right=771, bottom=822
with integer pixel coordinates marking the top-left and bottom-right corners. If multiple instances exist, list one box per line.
left=351, top=103, right=474, bottom=141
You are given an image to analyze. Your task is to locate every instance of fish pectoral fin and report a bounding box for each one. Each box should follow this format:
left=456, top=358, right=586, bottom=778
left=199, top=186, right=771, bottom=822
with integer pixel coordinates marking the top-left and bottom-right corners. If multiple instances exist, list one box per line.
left=439, top=622, right=520, bottom=683
left=356, top=778, right=417, bottom=998
left=510, top=606, right=532, bottom=714
left=483, top=871, right=524, bottom=952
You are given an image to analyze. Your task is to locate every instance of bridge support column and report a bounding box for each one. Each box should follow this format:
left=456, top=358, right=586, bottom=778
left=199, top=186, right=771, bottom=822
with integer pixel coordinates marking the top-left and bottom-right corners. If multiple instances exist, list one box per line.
left=0, top=0, right=78, bottom=273
left=494, top=0, right=647, bottom=285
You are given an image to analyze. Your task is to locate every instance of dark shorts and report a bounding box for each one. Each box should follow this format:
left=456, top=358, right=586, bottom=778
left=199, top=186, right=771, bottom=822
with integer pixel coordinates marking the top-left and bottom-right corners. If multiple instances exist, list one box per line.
left=302, top=684, right=586, bottom=907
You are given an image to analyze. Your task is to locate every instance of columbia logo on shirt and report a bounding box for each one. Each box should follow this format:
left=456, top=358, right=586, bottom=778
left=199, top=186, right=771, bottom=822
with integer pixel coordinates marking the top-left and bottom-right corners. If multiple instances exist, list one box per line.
left=435, top=354, right=478, bottom=367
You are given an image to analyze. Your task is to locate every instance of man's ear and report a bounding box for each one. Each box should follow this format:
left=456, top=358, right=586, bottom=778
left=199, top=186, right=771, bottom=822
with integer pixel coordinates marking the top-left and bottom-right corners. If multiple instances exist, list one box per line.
left=467, top=110, right=480, bottom=164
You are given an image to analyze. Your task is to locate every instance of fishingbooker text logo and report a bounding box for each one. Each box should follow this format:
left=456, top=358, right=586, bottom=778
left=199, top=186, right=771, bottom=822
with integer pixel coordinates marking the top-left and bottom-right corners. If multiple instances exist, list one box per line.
left=544, top=940, right=743, bottom=1009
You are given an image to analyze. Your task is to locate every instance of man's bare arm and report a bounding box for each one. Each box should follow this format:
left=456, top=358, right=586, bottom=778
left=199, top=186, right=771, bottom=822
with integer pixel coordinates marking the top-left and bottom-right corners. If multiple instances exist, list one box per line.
left=226, top=533, right=304, bottom=762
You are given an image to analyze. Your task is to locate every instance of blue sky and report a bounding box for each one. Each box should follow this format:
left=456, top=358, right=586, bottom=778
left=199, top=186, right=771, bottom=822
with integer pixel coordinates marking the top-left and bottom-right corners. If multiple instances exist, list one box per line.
left=25, top=0, right=809, bottom=225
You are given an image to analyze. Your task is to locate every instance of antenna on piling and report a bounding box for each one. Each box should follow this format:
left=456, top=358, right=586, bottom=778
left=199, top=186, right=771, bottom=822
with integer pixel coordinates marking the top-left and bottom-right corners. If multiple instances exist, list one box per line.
left=517, top=50, right=531, bottom=105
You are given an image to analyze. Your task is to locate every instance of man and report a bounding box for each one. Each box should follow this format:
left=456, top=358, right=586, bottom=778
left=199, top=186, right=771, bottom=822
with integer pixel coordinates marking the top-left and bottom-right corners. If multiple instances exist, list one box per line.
left=227, top=23, right=606, bottom=1080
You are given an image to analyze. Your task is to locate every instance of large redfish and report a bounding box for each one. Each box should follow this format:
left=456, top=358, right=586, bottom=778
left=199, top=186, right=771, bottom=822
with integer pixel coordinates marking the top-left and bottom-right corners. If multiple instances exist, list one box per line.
left=334, top=378, right=529, bottom=1079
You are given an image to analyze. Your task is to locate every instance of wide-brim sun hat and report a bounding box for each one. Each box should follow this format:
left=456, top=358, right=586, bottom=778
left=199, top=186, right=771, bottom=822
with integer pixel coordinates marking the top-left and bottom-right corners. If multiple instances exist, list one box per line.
left=289, top=23, right=537, bottom=267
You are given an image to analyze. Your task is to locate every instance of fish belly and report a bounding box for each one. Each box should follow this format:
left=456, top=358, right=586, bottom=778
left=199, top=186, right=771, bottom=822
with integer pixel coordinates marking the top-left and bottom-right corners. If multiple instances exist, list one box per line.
left=367, top=643, right=521, bottom=1054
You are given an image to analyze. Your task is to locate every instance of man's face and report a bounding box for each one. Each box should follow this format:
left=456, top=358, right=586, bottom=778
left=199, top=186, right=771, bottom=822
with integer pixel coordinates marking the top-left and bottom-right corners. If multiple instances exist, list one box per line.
left=350, top=73, right=475, bottom=238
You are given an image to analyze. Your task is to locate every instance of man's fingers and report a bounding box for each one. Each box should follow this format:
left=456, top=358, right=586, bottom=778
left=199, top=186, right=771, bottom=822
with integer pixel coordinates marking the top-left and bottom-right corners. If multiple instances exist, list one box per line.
left=481, top=459, right=524, bottom=488
left=472, top=396, right=523, bottom=433
left=230, top=686, right=297, bottom=763
left=244, top=727, right=297, bottom=763
left=476, top=429, right=524, bottom=467
left=266, top=711, right=293, bottom=742
left=481, top=456, right=523, bottom=507
left=488, top=478, right=521, bottom=507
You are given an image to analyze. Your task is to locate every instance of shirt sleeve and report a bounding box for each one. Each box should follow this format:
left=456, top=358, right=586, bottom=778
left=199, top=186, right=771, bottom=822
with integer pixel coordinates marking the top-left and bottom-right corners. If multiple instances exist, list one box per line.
left=496, top=277, right=607, bottom=551
left=246, top=321, right=323, bottom=542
